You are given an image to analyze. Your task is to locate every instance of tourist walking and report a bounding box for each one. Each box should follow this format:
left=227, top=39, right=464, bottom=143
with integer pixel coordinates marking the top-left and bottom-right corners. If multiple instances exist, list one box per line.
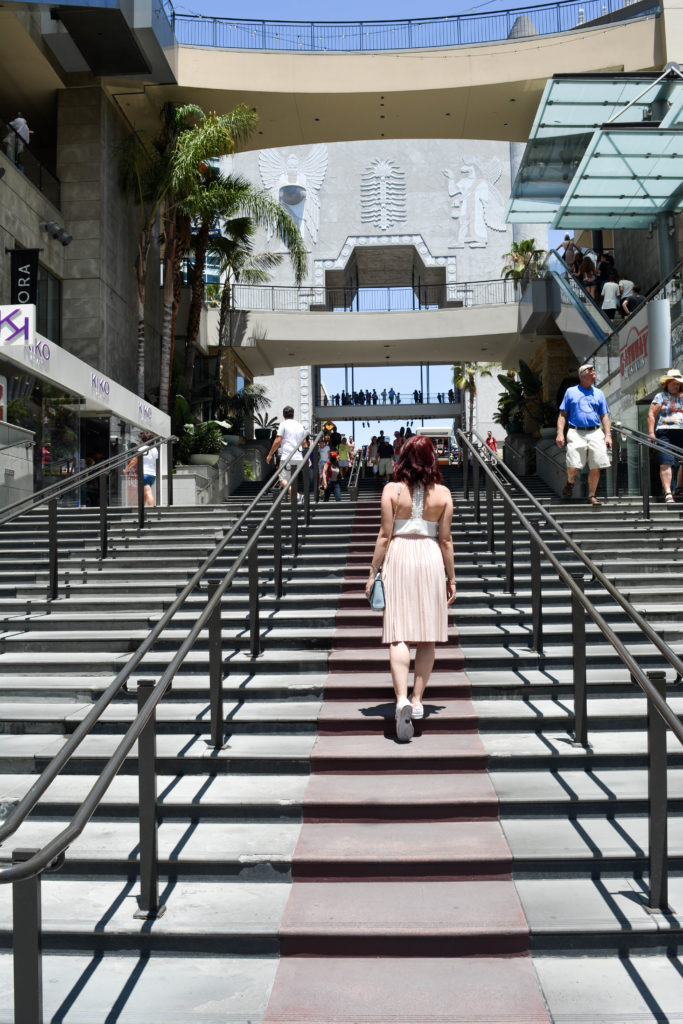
left=556, top=363, right=612, bottom=505
left=364, top=436, right=456, bottom=741
left=124, top=431, right=158, bottom=507
left=647, top=368, right=683, bottom=503
left=322, top=450, right=342, bottom=502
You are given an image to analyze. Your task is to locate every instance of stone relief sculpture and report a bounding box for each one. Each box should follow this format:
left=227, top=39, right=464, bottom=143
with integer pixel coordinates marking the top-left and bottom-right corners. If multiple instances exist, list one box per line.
left=443, top=156, right=507, bottom=248
left=258, top=144, right=328, bottom=243
left=360, top=158, right=407, bottom=230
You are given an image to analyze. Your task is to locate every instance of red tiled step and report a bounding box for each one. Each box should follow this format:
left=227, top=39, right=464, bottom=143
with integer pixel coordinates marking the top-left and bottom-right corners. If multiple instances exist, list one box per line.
left=322, top=669, right=471, bottom=700
left=265, top=956, right=551, bottom=1022
left=311, top=732, right=487, bottom=773
left=291, top=820, right=512, bottom=880
left=329, top=646, right=465, bottom=671
left=278, top=880, right=528, bottom=956
left=317, top=698, right=478, bottom=734
left=303, top=771, right=499, bottom=822
left=331, top=626, right=460, bottom=649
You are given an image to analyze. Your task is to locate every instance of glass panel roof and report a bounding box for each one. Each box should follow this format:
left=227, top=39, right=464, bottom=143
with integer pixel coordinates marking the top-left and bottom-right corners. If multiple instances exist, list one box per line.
left=507, top=71, right=683, bottom=227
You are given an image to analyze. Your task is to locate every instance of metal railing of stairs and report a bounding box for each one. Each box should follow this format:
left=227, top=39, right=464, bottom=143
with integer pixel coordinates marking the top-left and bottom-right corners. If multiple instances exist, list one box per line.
left=587, top=257, right=683, bottom=388
left=543, top=247, right=614, bottom=344
left=0, top=431, right=322, bottom=1024
left=457, top=427, right=683, bottom=915
left=347, top=451, right=364, bottom=500
left=0, top=434, right=176, bottom=601
left=612, top=422, right=683, bottom=518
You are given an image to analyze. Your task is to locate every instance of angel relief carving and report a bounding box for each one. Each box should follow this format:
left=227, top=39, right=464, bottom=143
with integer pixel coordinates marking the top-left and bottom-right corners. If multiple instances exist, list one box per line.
left=443, top=156, right=507, bottom=248
left=259, top=145, right=328, bottom=244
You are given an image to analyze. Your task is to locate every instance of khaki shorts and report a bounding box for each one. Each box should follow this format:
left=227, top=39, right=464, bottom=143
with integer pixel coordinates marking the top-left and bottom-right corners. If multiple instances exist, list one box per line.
left=378, top=457, right=393, bottom=475
left=566, top=427, right=610, bottom=470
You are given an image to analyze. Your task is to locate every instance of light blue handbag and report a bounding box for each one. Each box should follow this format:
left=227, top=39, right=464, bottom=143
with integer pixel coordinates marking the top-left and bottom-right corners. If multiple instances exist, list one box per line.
left=369, top=571, right=385, bottom=610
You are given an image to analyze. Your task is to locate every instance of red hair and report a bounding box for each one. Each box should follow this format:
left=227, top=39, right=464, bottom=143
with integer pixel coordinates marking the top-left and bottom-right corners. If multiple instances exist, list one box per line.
left=394, top=435, right=442, bottom=488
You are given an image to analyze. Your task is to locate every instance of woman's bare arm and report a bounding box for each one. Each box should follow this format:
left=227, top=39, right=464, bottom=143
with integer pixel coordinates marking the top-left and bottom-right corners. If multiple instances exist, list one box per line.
left=364, top=485, right=395, bottom=598
left=438, top=488, right=456, bottom=605
left=648, top=402, right=661, bottom=438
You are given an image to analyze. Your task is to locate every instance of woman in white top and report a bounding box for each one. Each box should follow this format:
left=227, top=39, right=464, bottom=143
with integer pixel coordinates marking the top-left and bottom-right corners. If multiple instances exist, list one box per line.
left=124, top=431, right=158, bottom=506
left=365, top=436, right=456, bottom=741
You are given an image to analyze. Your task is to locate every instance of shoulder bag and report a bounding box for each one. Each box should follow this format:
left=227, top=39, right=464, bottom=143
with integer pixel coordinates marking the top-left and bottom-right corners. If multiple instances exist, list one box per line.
left=368, top=484, right=400, bottom=611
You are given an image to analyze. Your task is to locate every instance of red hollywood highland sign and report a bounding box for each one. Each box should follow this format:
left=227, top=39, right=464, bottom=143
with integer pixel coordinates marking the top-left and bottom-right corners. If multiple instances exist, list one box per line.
left=619, top=322, right=648, bottom=378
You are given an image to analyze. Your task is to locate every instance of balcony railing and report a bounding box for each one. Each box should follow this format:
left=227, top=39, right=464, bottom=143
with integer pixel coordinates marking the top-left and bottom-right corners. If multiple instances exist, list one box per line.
left=0, top=116, right=60, bottom=208
left=172, top=0, right=659, bottom=52
left=217, top=279, right=517, bottom=313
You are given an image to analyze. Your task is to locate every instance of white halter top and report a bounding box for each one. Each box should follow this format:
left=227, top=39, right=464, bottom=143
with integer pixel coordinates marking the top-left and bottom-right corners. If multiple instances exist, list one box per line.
left=392, top=484, right=439, bottom=538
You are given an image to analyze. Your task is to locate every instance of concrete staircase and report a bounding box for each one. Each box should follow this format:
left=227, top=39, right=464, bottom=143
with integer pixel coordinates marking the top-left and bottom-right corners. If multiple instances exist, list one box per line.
left=0, top=475, right=682, bottom=1021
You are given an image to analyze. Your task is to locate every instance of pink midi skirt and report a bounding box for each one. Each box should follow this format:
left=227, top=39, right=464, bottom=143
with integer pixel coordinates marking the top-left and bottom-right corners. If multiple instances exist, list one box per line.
left=382, top=536, right=448, bottom=644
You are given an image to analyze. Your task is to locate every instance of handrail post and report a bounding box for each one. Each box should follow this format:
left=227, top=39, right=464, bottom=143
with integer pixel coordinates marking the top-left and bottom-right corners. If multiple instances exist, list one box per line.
left=641, top=442, right=650, bottom=520
left=137, top=453, right=145, bottom=529
left=273, top=500, right=283, bottom=599
left=570, top=572, right=588, bottom=746
left=503, top=496, right=514, bottom=593
left=463, top=445, right=469, bottom=499
left=48, top=498, right=58, bottom=600
left=249, top=536, right=261, bottom=659
left=208, top=580, right=224, bottom=748
left=135, top=679, right=164, bottom=919
left=485, top=473, right=494, bottom=554
left=472, top=457, right=481, bottom=523
left=99, top=473, right=108, bottom=560
left=303, top=449, right=311, bottom=526
left=312, top=446, right=320, bottom=504
left=611, top=431, right=620, bottom=498
left=290, top=473, right=299, bottom=557
left=646, top=669, right=668, bottom=912
left=167, top=438, right=174, bottom=507
left=529, top=519, right=543, bottom=653
left=12, top=848, right=43, bottom=1024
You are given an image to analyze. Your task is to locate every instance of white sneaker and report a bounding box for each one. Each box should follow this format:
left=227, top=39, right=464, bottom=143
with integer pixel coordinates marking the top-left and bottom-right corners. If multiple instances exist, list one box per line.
left=410, top=701, right=424, bottom=720
left=395, top=697, right=414, bottom=742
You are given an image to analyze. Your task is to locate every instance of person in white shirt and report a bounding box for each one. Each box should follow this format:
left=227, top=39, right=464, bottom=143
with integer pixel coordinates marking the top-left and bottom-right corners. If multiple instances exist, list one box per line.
left=266, top=405, right=307, bottom=492
left=619, top=277, right=634, bottom=301
left=600, top=272, right=621, bottom=320
left=124, top=431, right=158, bottom=506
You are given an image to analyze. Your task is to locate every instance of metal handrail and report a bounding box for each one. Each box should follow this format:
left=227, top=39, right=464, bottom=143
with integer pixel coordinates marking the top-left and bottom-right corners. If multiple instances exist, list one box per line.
left=0, top=439, right=34, bottom=455
left=586, top=256, right=683, bottom=380
left=172, top=0, right=659, bottom=52
left=474, top=427, right=683, bottom=681
left=544, top=247, right=614, bottom=328
left=221, top=278, right=517, bottom=313
left=347, top=451, right=363, bottom=500
left=0, top=433, right=170, bottom=525
left=460, top=427, right=683, bottom=735
left=615, top=421, right=683, bottom=462
left=0, top=432, right=321, bottom=882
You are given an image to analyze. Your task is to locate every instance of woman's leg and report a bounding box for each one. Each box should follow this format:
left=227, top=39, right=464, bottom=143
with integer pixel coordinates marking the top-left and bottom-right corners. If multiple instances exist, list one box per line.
left=333, top=481, right=341, bottom=501
left=660, top=464, right=673, bottom=495
left=389, top=642, right=411, bottom=700
left=143, top=484, right=155, bottom=506
left=412, top=642, right=435, bottom=704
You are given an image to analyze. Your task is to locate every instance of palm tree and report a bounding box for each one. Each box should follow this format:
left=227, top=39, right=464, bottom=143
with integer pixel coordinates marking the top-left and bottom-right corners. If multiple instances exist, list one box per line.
left=209, top=215, right=284, bottom=417
left=118, top=104, right=202, bottom=399
left=179, top=172, right=307, bottom=397
left=501, top=239, right=546, bottom=283
left=157, top=103, right=261, bottom=413
left=453, top=362, right=499, bottom=435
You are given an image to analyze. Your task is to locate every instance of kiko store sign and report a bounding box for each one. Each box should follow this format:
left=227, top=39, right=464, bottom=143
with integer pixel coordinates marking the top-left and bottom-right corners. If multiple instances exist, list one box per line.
left=619, top=299, right=671, bottom=391
left=0, top=305, right=169, bottom=435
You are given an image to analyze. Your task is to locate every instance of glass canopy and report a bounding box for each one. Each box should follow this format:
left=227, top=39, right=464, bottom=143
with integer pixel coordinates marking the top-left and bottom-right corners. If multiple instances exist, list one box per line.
left=506, top=69, right=683, bottom=228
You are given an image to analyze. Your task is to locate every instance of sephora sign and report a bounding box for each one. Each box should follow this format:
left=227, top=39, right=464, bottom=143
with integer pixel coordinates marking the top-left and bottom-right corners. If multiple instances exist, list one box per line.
left=618, top=299, right=671, bottom=390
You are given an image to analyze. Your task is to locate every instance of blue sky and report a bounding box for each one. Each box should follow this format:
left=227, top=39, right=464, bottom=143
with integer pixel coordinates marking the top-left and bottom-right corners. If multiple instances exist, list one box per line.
left=174, top=0, right=556, bottom=20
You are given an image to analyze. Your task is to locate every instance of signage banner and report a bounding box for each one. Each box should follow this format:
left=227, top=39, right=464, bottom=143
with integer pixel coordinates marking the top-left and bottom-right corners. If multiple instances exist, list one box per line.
left=618, top=299, right=672, bottom=390
left=10, top=249, right=39, bottom=306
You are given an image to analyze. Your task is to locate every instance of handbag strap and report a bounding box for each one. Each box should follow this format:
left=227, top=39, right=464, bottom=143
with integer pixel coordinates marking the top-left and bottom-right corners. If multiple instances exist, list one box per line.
left=377, top=484, right=400, bottom=579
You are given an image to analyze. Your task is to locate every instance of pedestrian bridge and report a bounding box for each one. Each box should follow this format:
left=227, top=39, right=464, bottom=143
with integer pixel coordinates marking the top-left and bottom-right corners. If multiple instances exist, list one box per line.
left=201, top=280, right=525, bottom=376
left=124, top=0, right=675, bottom=147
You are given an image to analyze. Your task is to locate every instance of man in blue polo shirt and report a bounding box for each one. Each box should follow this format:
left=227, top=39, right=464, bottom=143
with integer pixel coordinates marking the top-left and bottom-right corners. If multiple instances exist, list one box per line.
left=556, top=362, right=612, bottom=505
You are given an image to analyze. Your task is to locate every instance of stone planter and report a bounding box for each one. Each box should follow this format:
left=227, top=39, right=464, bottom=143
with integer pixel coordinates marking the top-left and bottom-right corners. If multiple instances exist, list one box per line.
left=224, top=434, right=243, bottom=445
left=539, top=427, right=556, bottom=438
left=190, top=453, right=220, bottom=466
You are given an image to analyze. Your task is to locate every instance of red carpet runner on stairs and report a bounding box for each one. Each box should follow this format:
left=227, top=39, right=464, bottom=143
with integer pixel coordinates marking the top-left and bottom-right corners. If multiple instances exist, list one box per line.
left=264, top=499, right=551, bottom=1023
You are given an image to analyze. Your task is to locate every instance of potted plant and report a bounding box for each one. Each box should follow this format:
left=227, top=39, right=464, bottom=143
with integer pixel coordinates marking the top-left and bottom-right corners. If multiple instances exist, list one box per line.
left=502, top=240, right=547, bottom=294
left=253, top=410, right=279, bottom=441
left=214, top=383, right=270, bottom=441
left=178, top=421, right=224, bottom=466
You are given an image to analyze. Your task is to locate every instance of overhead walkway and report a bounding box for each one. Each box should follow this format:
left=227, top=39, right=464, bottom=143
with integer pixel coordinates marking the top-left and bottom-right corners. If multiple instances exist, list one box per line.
left=207, top=279, right=524, bottom=375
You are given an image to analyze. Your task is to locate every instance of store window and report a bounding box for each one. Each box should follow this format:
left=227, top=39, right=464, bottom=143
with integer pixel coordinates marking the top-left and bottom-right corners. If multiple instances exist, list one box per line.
left=36, top=265, right=61, bottom=345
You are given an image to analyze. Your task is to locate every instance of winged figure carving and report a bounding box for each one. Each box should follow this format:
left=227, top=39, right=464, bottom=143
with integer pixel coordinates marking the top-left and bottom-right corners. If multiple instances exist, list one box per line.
left=259, top=145, right=328, bottom=243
